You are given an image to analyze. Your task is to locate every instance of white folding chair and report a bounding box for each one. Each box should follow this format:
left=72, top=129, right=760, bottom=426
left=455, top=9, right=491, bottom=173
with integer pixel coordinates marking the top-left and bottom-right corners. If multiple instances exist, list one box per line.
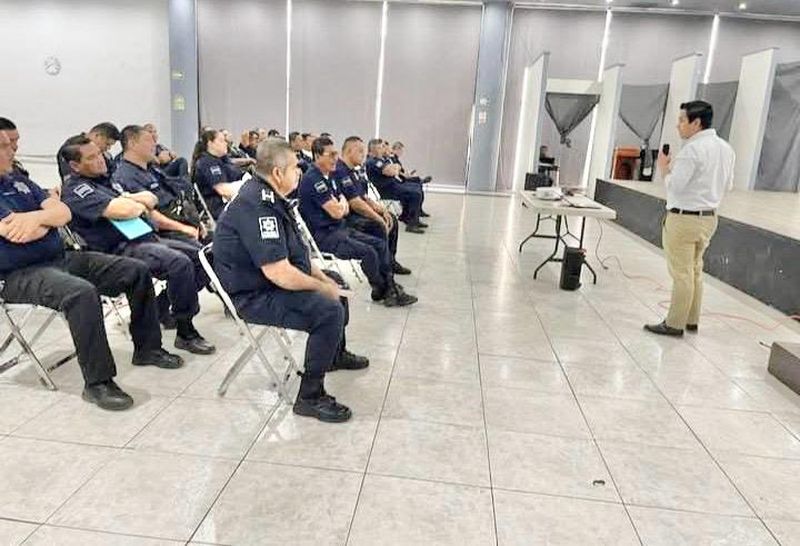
left=197, top=244, right=299, bottom=403
left=367, top=181, right=402, bottom=216
left=287, top=201, right=365, bottom=284
left=0, top=299, right=74, bottom=390
left=193, top=182, right=217, bottom=231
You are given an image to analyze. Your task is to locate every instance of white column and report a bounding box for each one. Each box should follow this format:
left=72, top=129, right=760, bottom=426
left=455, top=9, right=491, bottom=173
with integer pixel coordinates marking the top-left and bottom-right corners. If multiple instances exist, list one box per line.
left=511, top=53, right=549, bottom=193
left=587, top=64, right=624, bottom=198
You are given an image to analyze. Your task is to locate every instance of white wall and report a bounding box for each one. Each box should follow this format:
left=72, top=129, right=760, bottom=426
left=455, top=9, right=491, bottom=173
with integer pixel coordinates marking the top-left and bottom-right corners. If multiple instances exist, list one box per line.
left=658, top=53, right=704, bottom=171
left=0, top=0, right=171, bottom=176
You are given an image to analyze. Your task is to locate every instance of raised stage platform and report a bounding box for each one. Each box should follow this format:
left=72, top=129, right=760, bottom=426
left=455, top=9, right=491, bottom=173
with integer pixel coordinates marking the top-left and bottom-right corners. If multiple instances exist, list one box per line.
left=594, top=179, right=800, bottom=317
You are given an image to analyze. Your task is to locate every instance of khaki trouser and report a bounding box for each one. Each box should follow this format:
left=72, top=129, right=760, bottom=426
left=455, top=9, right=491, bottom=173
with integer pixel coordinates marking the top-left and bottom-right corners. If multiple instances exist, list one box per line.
left=662, top=212, right=719, bottom=329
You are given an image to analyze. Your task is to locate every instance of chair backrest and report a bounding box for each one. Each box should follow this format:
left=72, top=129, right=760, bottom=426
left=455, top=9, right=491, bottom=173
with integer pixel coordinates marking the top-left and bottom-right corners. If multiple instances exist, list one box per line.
left=193, top=183, right=217, bottom=230
left=197, top=243, right=246, bottom=329
left=286, top=201, right=327, bottom=263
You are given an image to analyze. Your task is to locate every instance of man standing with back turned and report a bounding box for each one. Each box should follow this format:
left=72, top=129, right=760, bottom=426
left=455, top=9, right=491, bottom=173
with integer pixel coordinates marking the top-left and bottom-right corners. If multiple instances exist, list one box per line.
left=645, top=100, right=735, bottom=337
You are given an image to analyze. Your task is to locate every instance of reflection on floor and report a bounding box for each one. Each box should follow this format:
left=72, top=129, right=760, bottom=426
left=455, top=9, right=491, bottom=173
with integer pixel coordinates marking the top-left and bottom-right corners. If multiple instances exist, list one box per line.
left=1, top=192, right=800, bottom=545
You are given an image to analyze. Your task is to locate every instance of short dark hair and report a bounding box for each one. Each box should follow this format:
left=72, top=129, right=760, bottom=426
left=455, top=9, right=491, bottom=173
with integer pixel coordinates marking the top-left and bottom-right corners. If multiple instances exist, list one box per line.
left=0, top=117, right=17, bottom=131
left=312, top=136, right=335, bottom=159
left=680, top=100, right=713, bottom=129
left=120, top=124, right=146, bottom=151
left=248, top=130, right=260, bottom=139
left=342, top=135, right=362, bottom=152
left=61, top=134, right=93, bottom=164
left=301, top=133, right=313, bottom=140
left=288, top=131, right=300, bottom=143
left=367, top=138, right=383, bottom=154
left=267, top=129, right=280, bottom=137
left=90, top=122, right=121, bottom=141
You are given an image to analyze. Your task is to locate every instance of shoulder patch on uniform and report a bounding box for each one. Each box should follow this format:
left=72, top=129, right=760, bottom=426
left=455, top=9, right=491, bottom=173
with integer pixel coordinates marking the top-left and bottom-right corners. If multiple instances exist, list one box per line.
left=376, top=160, right=384, bottom=168
left=13, top=181, right=32, bottom=195
left=72, top=183, right=94, bottom=198
left=258, top=216, right=280, bottom=240
left=341, top=176, right=354, bottom=187
left=262, top=188, right=275, bottom=203
left=210, top=166, right=222, bottom=176
left=314, top=180, right=328, bottom=194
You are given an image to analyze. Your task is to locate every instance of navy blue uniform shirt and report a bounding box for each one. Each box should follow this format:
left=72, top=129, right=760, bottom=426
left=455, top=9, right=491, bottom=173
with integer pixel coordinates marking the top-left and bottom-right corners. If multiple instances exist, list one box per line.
left=113, top=159, right=175, bottom=209
left=62, top=174, right=156, bottom=253
left=194, top=152, right=243, bottom=218
left=297, top=164, right=343, bottom=236
left=333, top=159, right=367, bottom=201
left=365, top=155, right=396, bottom=190
left=213, top=177, right=311, bottom=298
left=0, top=174, right=64, bottom=274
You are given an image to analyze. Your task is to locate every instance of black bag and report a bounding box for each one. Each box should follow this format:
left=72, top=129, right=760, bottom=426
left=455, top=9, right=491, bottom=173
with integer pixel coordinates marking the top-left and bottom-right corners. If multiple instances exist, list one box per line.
left=525, top=172, right=553, bottom=191
left=159, top=175, right=202, bottom=228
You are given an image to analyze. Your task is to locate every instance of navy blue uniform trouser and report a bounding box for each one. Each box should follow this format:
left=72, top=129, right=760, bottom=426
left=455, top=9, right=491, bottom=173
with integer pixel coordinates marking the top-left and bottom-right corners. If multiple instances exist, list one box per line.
left=0, top=251, right=162, bottom=385
left=346, top=213, right=399, bottom=259
left=375, top=181, right=422, bottom=224
left=316, top=228, right=392, bottom=291
left=119, top=237, right=206, bottom=319
left=234, top=271, right=349, bottom=378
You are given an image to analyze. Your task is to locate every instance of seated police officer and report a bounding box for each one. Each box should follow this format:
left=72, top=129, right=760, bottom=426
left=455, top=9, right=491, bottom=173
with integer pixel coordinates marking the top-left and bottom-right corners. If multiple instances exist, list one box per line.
left=222, top=129, right=257, bottom=169
left=0, top=131, right=183, bottom=411
left=213, top=138, right=369, bottom=423
left=239, top=130, right=259, bottom=159
left=389, top=141, right=431, bottom=218
left=62, top=134, right=215, bottom=355
left=299, top=136, right=417, bottom=307
left=289, top=132, right=311, bottom=174
left=366, top=138, right=426, bottom=234
left=0, top=117, right=26, bottom=178
left=144, top=123, right=188, bottom=178
left=56, top=122, right=121, bottom=182
left=333, top=136, right=410, bottom=276
left=191, top=129, right=245, bottom=220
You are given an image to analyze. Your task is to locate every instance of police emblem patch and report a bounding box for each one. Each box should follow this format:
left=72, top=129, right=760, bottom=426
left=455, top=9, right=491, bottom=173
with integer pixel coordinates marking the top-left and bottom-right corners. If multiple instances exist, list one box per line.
left=258, top=216, right=280, bottom=240
left=73, top=183, right=94, bottom=198
left=13, top=181, right=32, bottom=195
left=261, top=189, right=275, bottom=203
left=210, top=166, right=222, bottom=176
left=314, top=181, right=328, bottom=194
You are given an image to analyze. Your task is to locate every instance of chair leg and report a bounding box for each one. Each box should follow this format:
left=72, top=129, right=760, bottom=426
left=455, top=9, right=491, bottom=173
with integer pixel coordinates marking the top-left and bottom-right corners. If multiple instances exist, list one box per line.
left=0, top=306, right=57, bottom=391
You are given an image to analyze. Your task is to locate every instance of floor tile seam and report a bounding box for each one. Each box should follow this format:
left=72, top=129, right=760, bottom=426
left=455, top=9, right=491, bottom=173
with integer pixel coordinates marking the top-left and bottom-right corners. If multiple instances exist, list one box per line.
left=581, top=295, right=767, bottom=527
left=470, top=282, right=500, bottom=546
left=344, top=293, right=413, bottom=546
left=120, top=393, right=195, bottom=450
left=729, top=377, right=800, bottom=417
left=365, top=468, right=491, bottom=490
left=4, top=390, right=64, bottom=437
left=528, top=286, right=644, bottom=545
left=0, top=516, right=43, bottom=546
left=21, top=521, right=187, bottom=544
left=184, top=396, right=284, bottom=544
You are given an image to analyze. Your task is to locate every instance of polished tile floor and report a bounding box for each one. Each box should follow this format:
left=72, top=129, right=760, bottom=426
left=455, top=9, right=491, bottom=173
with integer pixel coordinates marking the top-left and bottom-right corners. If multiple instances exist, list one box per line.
left=1, top=192, right=800, bottom=545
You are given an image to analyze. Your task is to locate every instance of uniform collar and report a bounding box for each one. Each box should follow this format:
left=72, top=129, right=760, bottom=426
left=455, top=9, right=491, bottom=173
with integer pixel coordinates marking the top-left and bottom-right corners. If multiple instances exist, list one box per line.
left=688, top=128, right=717, bottom=143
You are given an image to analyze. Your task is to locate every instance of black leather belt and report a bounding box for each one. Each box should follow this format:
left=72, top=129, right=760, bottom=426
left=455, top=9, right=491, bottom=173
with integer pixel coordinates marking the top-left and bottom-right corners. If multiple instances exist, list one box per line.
left=669, top=208, right=715, bottom=216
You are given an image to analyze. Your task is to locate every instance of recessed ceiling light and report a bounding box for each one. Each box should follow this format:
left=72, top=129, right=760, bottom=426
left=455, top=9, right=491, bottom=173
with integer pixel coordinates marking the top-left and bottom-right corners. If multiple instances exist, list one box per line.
left=671, top=0, right=680, bottom=5
left=738, top=1, right=747, bottom=9
left=606, top=0, right=613, bottom=4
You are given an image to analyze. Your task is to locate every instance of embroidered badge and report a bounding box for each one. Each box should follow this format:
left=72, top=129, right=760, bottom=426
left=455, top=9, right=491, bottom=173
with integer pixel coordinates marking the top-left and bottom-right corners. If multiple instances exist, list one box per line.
left=72, top=183, right=94, bottom=198
left=258, top=216, right=280, bottom=240
left=13, top=181, right=31, bottom=195
left=262, top=189, right=275, bottom=203
left=314, top=181, right=328, bottom=194
left=210, top=166, right=222, bottom=176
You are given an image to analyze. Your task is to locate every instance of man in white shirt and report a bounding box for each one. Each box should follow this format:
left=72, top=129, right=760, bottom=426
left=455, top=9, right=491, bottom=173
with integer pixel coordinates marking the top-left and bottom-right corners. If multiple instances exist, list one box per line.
left=645, top=100, right=735, bottom=337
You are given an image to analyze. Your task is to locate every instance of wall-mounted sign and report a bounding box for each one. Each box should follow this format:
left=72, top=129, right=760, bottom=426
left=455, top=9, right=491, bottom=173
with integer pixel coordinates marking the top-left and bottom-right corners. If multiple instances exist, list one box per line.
left=171, top=70, right=184, bottom=81
left=172, top=94, right=186, bottom=111
left=44, top=56, right=61, bottom=76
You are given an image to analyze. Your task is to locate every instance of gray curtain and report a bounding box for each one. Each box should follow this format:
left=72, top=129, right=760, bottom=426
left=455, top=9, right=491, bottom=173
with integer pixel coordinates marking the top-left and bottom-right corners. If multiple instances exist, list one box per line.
left=713, top=18, right=800, bottom=81
left=618, top=84, right=669, bottom=157
left=544, top=92, right=600, bottom=148
left=697, top=81, right=738, bottom=141
left=496, top=8, right=606, bottom=191
left=756, top=62, right=800, bottom=192
left=380, top=3, right=482, bottom=186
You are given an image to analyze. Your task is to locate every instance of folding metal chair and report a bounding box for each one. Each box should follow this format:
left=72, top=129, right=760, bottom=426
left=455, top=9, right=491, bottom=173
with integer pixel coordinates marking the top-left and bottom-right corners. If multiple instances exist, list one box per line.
left=193, top=182, right=217, bottom=230
left=285, top=199, right=366, bottom=284
left=0, top=299, right=74, bottom=390
left=197, top=244, right=299, bottom=403
left=367, top=181, right=402, bottom=217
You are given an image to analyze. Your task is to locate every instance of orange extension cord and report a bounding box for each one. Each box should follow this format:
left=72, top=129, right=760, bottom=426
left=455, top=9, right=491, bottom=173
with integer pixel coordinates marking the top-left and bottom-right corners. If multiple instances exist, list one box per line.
left=593, top=219, right=800, bottom=332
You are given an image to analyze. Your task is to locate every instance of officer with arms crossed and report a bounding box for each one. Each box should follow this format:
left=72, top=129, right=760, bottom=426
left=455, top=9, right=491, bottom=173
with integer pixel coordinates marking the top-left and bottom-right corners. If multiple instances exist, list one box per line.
left=213, top=138, right=369, bottom=423
left=0, top=131, right=183, bottom=411
left=298, top=136, right=417, bottom=307
left=61, top=134, right=215, bottom=355
left=645, top=100, right=735, bottom=337
left=366, top=138, right=426, bottom=234
left=334, top=136, right=411, bottom=275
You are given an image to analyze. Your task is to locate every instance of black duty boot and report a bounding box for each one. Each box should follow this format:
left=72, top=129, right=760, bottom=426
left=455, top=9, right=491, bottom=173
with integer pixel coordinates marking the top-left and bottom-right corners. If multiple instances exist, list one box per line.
left=82, top=380, right=134, bottom=411
left=175, top=319, right=217, bottom=355
left=330, top=349, right=370, bottom=371
left=405, top=224, right=425, bottom=234
left=156, top=291, right=176, bottom=330
left=371, top=283, right=389, bottom=302
left=132, top=348, right=185, bottom=369
left=392, top=261, right=412, bottom=275
left=383, top=283, right=418, bottom=308
left=293, top=374, right=352, bottom=423
left=420, top=210, right=431, bottom=218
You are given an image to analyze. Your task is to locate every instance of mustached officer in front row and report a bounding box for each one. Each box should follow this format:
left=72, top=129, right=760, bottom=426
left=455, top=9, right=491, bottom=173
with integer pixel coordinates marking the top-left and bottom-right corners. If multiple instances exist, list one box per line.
left=213, top=138, right=369, bottom=423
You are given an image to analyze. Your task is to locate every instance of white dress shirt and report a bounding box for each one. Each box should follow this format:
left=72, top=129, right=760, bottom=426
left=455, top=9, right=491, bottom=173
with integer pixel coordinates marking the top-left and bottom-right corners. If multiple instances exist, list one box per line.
left=664, top=128, right=735, bottom=211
